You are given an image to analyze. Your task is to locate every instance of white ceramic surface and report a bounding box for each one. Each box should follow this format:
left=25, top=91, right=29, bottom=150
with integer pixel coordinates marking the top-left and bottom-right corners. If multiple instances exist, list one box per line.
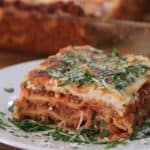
left=0, top=60, right=150, bottom=150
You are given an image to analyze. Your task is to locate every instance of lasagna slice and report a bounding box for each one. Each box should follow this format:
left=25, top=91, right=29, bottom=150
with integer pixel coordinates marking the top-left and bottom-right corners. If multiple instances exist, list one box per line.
left=13, top=46, right=150, bottom=140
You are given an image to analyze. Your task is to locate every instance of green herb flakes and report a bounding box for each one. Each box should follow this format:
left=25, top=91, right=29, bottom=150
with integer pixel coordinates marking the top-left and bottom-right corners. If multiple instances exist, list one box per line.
left=112, top=48, right=126, bottom=61
left=112, top=65, right=149, bottom=90
left=43, top=127, right=98, bottom=144
left=0, top=112, right=10, bottom=130
left=126, top=65, right=149, bottom=76
left=36, top=48, right=150, bottom=91
left=98, top=119, right=106, bottom=126
left=6, top=116, right=150, bottom=149
left=59, top=69, right=95, bottom=87
left=0, top=112, right=5, bottom=119
left=113, top=72, right=128, bottom=90
left=64, top=54, right=76, bottom=65
left=4, top=88, right=14, bottom=93
left=10, top=118, right=50, bottom=132
left=83, top=70, right=95, bottom=82
left=100, top=129, right=109, bottom=138
left=51, top=128, right=71, bottom=142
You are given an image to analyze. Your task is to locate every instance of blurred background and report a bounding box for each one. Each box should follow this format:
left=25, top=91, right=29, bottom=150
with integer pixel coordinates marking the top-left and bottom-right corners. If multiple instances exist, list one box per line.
left=0, top=0, right=150, bottom=149
left=0, top=0, right=150, bottom=68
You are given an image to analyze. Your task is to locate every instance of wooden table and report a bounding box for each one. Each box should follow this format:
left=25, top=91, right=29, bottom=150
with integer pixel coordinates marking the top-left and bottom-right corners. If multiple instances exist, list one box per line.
left=0, top=51, right=40, bottom=150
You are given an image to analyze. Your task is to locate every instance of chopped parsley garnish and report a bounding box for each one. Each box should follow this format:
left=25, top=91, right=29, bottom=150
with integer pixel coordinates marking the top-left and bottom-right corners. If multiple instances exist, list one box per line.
left=5, top=115, right=150, bottom=148
left=64, top=54, right=76, bottom=65
left=112, top=48, right=126, bottom=61
left=113, top=71, right=129, bottom=90
left=112, top=65, right=149, bottom=90
left=51, top=128, right=72, bottom=142
left=82, top=126, right=98, bottom=142
left=36, top=49, right=149, bottom=91
left=44, top=129, right=84, bottom=143
left=100, top=129, right=110, bottom=138
left=0, top=112, right=5, bottom=118
left=4, top=88, right=14, bottom=93
left=77, top=55, right=90, bottom=63
left=98, top=119, right=106, bottom=126
left=59, top=69, right=95, bottom=87
left=143, top=131, right=150, bottom=137
left=58, top=67, right=79, bottom=86
left=126, top=65, right=149, bottom=75
left=63, top=54, right=90, bottom=64
left=0, top=112, right=10, bottom=130
left=10, top=118, right=50, bottom=132
left=43, top=126, right=98, bottom=144
left=83, top=70, right=95, bottom=82
left=56, top=64, right=149, bottom=90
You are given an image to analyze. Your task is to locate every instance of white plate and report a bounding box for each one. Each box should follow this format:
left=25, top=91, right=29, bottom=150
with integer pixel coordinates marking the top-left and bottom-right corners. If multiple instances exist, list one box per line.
left=0, top=60, right=150, bottom=150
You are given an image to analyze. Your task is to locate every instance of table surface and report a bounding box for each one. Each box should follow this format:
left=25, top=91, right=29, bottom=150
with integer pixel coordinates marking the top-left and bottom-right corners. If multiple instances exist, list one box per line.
left=0, top=51, right=39, bottom=150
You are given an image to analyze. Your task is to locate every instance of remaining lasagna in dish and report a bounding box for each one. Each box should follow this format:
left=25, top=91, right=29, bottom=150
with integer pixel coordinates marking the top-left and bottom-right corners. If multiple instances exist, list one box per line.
left=0, top=0, right=148, bottom=56
left=13, top=46, right=150, bottom=140
left=20, top=0, right=147, bottom=19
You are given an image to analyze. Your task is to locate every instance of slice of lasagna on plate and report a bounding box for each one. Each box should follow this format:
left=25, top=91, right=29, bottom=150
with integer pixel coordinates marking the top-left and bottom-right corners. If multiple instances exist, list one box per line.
left=13, top=46, right=150, bottom=140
